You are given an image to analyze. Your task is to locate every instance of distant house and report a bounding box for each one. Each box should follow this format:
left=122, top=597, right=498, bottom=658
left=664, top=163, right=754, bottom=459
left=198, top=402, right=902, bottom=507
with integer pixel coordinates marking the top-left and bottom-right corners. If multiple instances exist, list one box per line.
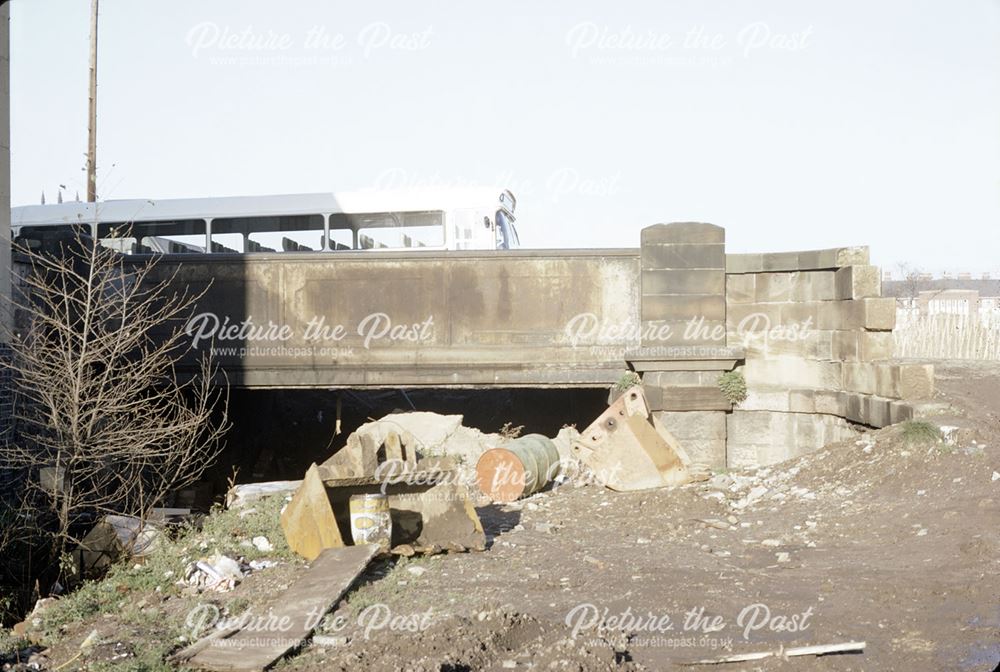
left=882, top=273, right=1000, bottom=317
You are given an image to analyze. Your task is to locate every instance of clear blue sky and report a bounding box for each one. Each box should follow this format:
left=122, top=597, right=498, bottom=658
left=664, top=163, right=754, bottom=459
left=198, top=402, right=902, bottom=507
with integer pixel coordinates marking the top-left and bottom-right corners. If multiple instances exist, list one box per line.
left=9, top=0, right=1000, bottom=274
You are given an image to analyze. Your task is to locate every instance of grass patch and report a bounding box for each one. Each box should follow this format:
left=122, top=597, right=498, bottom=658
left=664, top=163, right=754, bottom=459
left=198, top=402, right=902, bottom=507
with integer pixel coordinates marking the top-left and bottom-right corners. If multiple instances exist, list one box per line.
left=613, top=371, right=641, bottom=392
left=900, top=420, right=942, bottom=446
left=0, top=629, right=30, bottom=658
left=35, top=492, right=298, bottom=646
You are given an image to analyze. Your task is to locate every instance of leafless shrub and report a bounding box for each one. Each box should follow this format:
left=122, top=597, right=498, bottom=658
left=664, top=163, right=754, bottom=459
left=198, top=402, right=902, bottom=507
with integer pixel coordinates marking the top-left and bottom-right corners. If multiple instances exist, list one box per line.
left=1, top=230, right=229, bottom=568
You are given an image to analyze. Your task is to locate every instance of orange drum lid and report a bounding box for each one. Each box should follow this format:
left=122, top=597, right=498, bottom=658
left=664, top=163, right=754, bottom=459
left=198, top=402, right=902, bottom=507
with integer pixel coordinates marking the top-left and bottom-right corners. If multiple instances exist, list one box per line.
left=475, top=448, right=526, bottom=503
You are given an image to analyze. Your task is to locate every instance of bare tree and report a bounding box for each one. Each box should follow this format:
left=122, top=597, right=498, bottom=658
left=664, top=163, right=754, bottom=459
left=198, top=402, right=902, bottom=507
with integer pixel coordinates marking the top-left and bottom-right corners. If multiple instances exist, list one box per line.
left=1, top=230, right=228, bottom=567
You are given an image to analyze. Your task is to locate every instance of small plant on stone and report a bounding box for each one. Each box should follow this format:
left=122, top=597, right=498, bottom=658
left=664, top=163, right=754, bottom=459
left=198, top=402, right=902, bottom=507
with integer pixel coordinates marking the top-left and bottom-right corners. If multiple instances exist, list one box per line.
left=613, top=371, right=642, bottom=392
left=498, top=422, right=524, bottom=439
left=717, top=371, right=748, bottom=406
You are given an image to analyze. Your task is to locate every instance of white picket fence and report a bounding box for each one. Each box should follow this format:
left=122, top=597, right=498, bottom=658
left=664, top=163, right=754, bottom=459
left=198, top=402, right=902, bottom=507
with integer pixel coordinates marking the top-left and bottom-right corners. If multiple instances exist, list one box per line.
left=894, top=311, right=1000, bottom=360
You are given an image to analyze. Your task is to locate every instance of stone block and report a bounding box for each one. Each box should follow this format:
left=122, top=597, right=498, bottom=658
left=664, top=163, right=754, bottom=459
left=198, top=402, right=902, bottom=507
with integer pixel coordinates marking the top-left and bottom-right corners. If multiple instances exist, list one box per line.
left=877, top=363, right=934, bottom=400
left=641, top=243, right=725, bottom=271
left=644, top=385, right=731, bottom=411
left=642, top=269, right=725, bottom=295
left=742, top=388, right=792, bottom=411
left=747, top=247, right=870, bottom=273
left=843, top=363, right=877, bottom=395
left=832, top=331, right=894, bottom=361
left=900, top=364, right=935, bottom=400
left=641, top=295, right=726, bottom=322
left=864, top=395, right=892, bottom=428
left=677, top=438, right=727, bottom=472
left=727, top=410, right=857, bottom=468
left=726, top=274, right=756, bottom=304
left=840, top=391, right=899, bottom=427
left=726, top=254, right=763, bottom=274
left=736, top=330, right=834, bottom=360
left=835, top=265, right=881, bottom=300
left=655, top=410, right=727, bottom=440
left=761, top=252, right=801, bottom=272
left=814, top=390, right=846, bottom=415
left=643, top=370, right=717, bottom=387
left=788, top=389, right=816, bottom=413
left=726, top=302, right=782, bottom=332
left=744, top=358, right=842, bottom=390
left=641, top=222, right=725, bottom=245
left=843, top=392, right=864, bottom=424
left=754, top=271, right=836, bottom=303
left=841, top=298, right=896, bottom=330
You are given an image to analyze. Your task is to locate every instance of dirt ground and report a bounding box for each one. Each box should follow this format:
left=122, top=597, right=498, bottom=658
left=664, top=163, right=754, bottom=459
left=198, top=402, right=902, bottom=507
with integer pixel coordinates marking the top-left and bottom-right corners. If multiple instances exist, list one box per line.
left=284, top=361, right=1000, bottom=671
left=8, top=361, right=1000, bottom=671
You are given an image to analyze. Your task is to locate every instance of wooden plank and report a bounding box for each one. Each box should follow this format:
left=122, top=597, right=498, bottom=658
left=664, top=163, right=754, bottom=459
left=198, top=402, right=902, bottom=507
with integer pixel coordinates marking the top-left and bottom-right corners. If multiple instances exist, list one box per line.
left=186, top=544, right=378, bottom=671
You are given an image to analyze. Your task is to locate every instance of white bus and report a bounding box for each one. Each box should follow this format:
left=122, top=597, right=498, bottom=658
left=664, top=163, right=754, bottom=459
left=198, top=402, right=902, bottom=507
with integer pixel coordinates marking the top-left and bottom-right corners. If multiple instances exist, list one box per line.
left=11, top=187, right=519, bottom=254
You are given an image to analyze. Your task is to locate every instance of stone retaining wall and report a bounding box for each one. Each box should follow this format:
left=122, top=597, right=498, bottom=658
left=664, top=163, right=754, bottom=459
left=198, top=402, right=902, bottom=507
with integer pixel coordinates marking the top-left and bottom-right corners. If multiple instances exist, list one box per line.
left=725, top=246, right=935, bottom=467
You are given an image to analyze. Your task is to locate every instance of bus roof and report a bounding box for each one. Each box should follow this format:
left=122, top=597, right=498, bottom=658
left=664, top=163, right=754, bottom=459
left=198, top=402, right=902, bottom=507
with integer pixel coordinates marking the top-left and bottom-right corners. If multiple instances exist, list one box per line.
left=12, top=187, right=514, bottom=228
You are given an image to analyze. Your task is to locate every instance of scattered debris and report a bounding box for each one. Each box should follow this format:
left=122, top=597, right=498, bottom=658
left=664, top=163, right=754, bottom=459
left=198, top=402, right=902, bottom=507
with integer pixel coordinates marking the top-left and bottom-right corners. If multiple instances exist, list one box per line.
left=183, top=554, right=246, bottom=592
left=251, top=536, right=273, bottom=552
left=72, top=515, right=162, bottom=579
left=683, top=640, right=866, bottom=665
left=173, top=545, right=378, bottom=671
left=312, top=634, right=349, bottom=648
left=226, top=481, right=302, bottom=509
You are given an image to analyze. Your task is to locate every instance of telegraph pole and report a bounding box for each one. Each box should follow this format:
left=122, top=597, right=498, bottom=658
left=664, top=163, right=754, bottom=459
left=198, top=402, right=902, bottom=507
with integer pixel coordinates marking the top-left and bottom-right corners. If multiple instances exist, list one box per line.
left=86, top=0, right=98, bottom=202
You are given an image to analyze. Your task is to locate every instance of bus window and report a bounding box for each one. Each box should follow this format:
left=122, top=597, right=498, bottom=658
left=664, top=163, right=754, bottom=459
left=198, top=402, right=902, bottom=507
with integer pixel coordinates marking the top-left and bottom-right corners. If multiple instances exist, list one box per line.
left=326, top=227, right=353, bottom=251
left=346, top=211, right=444, bottom=249
left=213, top=214, right=324, bottom=253
left=97, top=220, right=206, bottom=254
left=16, top=224, right=91, bottom=253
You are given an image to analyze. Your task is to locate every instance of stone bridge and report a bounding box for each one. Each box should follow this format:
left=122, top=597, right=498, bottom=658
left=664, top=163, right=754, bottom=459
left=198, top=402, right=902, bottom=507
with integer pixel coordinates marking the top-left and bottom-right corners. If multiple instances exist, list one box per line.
left=140, top=222, right=936, bottom=469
